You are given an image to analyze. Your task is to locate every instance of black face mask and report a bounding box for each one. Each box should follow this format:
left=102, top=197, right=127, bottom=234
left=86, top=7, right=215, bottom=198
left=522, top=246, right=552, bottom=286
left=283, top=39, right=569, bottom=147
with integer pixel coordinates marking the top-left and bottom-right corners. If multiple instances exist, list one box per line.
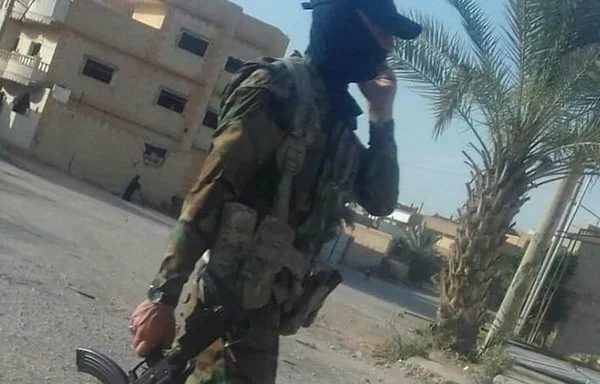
left=306, top=2, right=388, bottom=86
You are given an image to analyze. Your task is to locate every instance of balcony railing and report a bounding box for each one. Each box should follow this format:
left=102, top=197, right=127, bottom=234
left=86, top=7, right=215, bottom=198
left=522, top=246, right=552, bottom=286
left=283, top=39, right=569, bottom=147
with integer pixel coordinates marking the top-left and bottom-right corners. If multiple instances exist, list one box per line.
left=0, top=49, right=49, bottom=86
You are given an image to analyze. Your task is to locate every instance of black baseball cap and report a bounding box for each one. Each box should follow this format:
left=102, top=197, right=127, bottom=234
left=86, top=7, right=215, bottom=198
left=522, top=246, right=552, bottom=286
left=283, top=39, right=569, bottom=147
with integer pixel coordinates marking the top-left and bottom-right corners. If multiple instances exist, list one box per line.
left=302, top=0, right=422, bottom=40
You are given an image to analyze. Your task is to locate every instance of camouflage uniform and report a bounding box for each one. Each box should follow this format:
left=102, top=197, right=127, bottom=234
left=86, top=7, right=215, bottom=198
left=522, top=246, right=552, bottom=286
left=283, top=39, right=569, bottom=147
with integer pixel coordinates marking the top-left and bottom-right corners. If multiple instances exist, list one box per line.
left=147, top=52, right=399, bottom=383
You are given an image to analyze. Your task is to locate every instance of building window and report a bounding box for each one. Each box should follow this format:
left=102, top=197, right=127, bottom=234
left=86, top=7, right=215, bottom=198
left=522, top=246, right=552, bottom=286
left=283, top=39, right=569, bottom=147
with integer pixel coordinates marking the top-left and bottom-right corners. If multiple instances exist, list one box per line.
left=224, top=56, right=243, bottom=74
left=29, top=42, right=41, bottom=57
left=143, top=143, right=167, bottom=168
left=177, top=30, right=209, bottom=57
left=82, top=57, right=116, bottom=84
left=202, top=109, right=218, bottom=129
left=156, top=88, right=187, bottom=114
left=12, top=92, right=30, bottom=115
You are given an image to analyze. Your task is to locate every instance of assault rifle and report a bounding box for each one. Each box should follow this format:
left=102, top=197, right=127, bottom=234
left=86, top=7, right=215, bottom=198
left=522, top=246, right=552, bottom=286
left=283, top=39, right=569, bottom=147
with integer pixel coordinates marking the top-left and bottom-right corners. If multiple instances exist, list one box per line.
left=75, top=305, right=237, bottom=384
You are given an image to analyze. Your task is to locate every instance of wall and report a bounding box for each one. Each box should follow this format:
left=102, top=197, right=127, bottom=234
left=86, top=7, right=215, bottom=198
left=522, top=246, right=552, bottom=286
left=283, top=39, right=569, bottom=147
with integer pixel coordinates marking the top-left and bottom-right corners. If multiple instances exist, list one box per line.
left=0, top=83, right=51, bottom=149
left=32, top=96, right=206, bottom=205
left=342, top=224, right=393, bottom=269
left=154, top=6, right=223, bottom=80
left=48, top=31, right=193, bottom=141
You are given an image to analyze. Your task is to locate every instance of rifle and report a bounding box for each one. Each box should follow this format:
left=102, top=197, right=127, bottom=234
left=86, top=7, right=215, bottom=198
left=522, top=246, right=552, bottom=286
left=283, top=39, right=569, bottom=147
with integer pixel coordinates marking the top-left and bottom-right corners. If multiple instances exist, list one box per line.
left=76, top=305, right=240, bottom=384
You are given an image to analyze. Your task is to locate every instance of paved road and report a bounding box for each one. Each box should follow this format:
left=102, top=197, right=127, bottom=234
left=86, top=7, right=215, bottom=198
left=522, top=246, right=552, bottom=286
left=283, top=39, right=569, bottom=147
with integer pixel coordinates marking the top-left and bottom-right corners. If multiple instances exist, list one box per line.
left=0, top=155, right=435, bottom=383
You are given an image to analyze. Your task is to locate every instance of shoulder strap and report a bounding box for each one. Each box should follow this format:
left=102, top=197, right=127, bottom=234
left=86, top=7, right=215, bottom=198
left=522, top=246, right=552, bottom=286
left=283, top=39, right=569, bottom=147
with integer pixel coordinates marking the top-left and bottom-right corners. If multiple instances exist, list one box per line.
left=272, top=56, right=318, bottom=223
left=278, top=56, right=315, bottom=138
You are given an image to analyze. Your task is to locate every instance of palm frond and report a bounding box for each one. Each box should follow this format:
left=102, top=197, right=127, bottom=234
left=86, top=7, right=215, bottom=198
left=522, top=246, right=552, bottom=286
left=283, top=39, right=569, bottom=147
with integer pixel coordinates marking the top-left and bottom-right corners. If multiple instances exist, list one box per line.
left=390, top=12, right=474, bottom=94
left=502, top=0, right=544, bottom=101
left=446, top=0, right=500, bottom=62
left=432, top=67, right=476, bottom=135
left=391, top=11, right=512, bottom=139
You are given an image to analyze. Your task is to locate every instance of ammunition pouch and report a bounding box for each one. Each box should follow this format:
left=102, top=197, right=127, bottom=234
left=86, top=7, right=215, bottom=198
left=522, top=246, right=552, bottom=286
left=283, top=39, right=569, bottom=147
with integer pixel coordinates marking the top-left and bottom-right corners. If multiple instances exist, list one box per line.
left=279, top=269, right=343, bottom=336
left=207, top=202, right=311, bottom=309
left=237, top=215, right=309, bottom=310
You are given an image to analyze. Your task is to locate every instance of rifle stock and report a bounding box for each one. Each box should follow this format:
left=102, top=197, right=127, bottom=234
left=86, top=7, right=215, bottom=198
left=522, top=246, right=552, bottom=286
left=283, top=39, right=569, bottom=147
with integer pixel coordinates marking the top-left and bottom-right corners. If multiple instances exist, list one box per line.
left=76, top=348, right=129, bottom=384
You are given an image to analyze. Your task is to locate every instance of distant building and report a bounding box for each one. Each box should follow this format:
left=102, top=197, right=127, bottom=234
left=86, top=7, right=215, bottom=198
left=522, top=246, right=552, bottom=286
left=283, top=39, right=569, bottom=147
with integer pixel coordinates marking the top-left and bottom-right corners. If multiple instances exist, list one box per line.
left=0, top=0, right=288, bottom=208
left=349, top=202, right=423, bottom=240
left=550, top=224, right=600, bottom=357
left=421, top=213, right=530, bottom=258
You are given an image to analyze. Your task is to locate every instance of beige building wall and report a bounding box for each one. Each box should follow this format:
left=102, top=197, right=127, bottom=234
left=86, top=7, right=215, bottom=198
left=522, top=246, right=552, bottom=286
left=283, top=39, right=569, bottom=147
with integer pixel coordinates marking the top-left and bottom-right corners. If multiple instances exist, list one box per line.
left=34, top=96, right=207, bottom=204
left=46, top=31, right=193, bottom=140
left=343, top=224, right=394, bottom=269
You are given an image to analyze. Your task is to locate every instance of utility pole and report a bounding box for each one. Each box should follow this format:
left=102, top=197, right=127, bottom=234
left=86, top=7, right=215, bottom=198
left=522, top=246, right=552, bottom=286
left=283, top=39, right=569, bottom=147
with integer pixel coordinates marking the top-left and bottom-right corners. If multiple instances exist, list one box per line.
left=514, top=175, right=591, bottom=336
left=482, top=169, right=582, bottom=350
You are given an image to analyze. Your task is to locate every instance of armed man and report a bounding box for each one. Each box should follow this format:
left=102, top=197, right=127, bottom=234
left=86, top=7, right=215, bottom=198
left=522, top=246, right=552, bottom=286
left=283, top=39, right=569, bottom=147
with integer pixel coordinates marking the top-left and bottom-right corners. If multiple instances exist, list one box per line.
left=129, top=0, right=422, bottom=383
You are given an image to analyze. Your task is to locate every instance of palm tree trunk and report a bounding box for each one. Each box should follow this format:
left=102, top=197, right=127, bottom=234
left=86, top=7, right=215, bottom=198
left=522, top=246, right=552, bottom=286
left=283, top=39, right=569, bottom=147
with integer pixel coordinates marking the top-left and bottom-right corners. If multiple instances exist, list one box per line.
left=434, top=160, right=529, bottom=356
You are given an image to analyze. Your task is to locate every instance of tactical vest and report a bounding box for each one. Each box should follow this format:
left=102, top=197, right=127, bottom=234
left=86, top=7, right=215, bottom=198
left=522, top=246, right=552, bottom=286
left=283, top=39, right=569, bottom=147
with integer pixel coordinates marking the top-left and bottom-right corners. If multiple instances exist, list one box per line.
left=206, top=55, right=344, bottom=335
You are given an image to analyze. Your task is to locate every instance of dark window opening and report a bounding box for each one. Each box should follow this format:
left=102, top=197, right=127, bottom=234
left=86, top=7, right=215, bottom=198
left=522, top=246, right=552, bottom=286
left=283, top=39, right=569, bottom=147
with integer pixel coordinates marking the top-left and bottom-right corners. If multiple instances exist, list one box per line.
left=143, top=143, right=167, bottom=168
left=156, top=88, right=187, bottom=114
left=82, top=58, right=115, bottom=84
left=202, top=109, right=218, bottom=129
left=224, top=56, right=243, bottom=73
left=29, top=42, right=41, bottom=56
left=12, top=92, right=30, bottom=115
left=177, top=30, right=209, bottom=57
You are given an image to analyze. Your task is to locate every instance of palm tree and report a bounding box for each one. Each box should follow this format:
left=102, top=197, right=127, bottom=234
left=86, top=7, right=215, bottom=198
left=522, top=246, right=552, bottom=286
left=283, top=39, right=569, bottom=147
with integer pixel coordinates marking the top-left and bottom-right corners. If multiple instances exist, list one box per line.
left=393, top=224, right=441, bottom=284
left=389, top=0, right=600, bottom=355
left=395, top=223, right=440, bottom=258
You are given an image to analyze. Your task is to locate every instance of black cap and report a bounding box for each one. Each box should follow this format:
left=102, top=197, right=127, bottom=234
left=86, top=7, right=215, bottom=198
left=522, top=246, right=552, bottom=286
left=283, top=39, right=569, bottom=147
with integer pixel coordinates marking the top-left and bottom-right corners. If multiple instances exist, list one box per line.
left=302, top=0, right=422, bottom=40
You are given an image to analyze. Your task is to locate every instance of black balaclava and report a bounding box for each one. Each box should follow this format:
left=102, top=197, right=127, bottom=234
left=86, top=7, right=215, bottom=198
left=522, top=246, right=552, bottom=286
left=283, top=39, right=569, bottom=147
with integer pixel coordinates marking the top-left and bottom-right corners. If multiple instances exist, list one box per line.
left=305, top=1, right=388, bottom=117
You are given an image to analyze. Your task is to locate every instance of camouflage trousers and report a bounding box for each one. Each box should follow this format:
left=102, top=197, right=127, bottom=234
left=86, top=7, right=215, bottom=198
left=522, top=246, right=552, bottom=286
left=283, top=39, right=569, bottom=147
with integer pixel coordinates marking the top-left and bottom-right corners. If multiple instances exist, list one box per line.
left=175, top=273, right=280, bottom=384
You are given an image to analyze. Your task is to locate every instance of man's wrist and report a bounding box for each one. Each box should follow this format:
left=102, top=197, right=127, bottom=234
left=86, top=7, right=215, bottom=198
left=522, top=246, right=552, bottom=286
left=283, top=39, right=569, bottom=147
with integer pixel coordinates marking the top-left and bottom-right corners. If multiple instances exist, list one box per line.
left=147, top=284, right=178, bottom=307
left=368, top=105, right=393, bottom=123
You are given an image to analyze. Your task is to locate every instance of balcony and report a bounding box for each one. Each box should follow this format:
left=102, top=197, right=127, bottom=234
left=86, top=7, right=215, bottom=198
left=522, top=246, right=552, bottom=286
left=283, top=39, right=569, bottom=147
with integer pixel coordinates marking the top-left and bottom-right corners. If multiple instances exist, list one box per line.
left=10, top=0, right=71, bottom=24
left=0, top=50, right=49, bottom=86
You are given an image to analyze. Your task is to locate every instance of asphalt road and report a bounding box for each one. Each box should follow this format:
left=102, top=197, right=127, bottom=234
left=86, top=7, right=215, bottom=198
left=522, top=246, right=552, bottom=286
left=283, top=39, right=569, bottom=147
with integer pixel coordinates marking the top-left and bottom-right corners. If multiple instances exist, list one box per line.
left=0, top=155, right=439, bottom=383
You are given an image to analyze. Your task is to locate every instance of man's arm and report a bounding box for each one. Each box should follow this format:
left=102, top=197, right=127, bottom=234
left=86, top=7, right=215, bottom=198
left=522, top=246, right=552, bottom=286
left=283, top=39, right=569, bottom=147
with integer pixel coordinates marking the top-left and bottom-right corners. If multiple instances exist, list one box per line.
left=147, top=68, right=292, bottom=307
left=354, top=120, right=399, bottom=217
left=354, top=66, right=399, bottom=217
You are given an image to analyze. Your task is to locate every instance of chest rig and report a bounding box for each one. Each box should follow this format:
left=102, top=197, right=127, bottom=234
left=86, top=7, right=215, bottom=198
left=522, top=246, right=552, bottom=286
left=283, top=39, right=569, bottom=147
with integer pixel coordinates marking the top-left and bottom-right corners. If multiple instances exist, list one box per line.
left=206, top=56, right=342, bottom=335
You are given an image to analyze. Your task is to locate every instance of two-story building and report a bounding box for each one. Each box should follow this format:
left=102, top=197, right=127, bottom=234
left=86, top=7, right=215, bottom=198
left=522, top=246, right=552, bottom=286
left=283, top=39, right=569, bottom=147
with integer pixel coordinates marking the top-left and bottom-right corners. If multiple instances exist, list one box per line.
left=0, top=0, right=288, bottom=209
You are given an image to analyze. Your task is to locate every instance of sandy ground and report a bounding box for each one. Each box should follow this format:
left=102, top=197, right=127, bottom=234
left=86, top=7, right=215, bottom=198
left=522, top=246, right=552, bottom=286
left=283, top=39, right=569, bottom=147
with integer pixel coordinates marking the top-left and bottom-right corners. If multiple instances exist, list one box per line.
left=0, top=154, right=437, bottom=384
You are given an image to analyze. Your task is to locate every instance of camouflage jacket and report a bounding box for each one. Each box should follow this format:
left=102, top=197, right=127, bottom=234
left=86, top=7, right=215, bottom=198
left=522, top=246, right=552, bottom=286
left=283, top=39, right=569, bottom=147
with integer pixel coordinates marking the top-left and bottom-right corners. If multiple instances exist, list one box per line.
left=148, top=52, right=399, bottom=306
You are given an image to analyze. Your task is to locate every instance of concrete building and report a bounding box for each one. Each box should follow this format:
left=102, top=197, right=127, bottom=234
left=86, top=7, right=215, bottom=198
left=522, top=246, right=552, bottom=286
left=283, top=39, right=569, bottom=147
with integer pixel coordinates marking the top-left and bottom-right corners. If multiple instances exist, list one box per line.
left=349, top=202, right=424, bottom=240
left=550, top=224, right=600, bottom=357
left=0, top=0, right=288, bottom=209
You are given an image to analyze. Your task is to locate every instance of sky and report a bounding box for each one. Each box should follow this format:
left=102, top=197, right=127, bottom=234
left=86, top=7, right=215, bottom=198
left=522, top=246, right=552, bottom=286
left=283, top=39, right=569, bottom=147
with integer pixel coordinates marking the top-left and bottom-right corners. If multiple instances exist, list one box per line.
left=229, top=0, right=600, bottom=233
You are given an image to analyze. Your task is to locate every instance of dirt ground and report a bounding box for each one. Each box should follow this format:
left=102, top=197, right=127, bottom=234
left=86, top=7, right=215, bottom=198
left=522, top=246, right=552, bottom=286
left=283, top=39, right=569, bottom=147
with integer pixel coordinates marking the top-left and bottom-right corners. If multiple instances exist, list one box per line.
left=0, top=154, right=437, bottom=384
